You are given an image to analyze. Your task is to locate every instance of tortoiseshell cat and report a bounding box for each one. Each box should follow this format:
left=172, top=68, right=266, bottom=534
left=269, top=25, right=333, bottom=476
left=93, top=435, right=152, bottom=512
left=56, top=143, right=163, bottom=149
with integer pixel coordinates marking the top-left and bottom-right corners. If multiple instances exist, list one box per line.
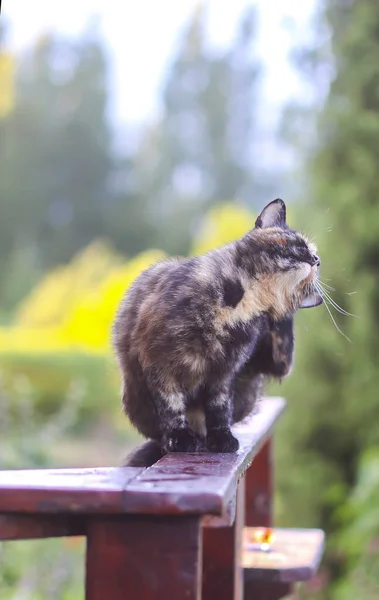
left=113, top=199, right=322, bottom=454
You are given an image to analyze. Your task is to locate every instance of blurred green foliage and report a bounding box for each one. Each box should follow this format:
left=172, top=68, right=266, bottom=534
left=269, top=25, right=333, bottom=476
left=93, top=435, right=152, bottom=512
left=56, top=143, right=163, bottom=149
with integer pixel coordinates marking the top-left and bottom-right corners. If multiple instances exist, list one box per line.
left=0, top=538, right=85, bottom=600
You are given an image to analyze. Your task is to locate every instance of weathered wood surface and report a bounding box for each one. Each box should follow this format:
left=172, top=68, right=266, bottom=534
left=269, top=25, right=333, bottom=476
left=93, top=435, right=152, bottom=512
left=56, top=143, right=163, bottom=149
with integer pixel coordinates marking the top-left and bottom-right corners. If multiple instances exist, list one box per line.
left=0, top=397, right=285, bottom=517
left=0, top=467, right=144, bottom=514
left=243, top=528, right=325, bottom=583
left=86, top=516, right=202, bottom=600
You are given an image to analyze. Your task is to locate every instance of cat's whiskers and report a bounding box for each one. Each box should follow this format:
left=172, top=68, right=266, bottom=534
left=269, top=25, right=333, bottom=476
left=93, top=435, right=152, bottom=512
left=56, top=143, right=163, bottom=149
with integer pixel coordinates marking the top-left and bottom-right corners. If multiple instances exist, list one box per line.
left=314, top=281, right=351, bottom=342
left=318, top=278, right=335, bottom=291
left=316, top=281, right=358, bottom=317
left=319, top=276, right=357, bottom=297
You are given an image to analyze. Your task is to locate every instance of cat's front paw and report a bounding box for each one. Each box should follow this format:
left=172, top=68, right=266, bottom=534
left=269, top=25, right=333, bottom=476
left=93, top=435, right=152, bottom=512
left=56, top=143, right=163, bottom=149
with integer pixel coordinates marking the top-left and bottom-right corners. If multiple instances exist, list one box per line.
left=206, top=428, right=239, bottom=453
left=164, top=428, right=199, bottom=453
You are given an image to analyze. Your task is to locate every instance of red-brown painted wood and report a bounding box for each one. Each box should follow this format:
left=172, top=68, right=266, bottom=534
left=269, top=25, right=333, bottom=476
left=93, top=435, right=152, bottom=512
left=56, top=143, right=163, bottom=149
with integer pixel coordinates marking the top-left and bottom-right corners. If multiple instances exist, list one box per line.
left=0, top=467, right=143, bottom=514
left=0, top=514, right=85, bottom=540
left=202, top=478, right=245, bottom=600
left=0, top=396, right=307, bottom=600
left=243, top=527, right=325, bottom=582
left=86, top=516, right=202, bottom=600
left=245, top=439, right=273, bottom=527
left=0, top=398, right=285, bottom=517
left=202, top=493, right=236, bottom=528
left=244, top=581, right=292, bottom=600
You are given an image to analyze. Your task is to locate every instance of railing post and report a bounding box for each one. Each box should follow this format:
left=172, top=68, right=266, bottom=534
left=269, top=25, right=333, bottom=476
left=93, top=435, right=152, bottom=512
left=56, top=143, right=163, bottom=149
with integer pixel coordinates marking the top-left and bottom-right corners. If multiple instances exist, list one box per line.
left=202, top=478, right=245, bottom=600
left=244, top=438, right=293, bottom=600
left=245, top=438, right=273, bottom=527
left=86, top=515, right=203, bottom=600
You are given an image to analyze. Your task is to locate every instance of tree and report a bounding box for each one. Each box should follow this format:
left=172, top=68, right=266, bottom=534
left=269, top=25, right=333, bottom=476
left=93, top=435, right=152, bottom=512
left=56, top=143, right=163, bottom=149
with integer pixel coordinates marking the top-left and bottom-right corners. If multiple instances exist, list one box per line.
left=274, top=1, right=379, bottom=596
left=0, top=29, right=114, bottom=308
left=133, top=5, right=263, bottom=255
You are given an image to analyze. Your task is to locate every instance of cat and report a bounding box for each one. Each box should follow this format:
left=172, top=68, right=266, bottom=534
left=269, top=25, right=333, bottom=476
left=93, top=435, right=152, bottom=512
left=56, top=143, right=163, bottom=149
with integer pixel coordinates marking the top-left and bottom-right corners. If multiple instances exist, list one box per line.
left=113, top=199, right=322, bottom=455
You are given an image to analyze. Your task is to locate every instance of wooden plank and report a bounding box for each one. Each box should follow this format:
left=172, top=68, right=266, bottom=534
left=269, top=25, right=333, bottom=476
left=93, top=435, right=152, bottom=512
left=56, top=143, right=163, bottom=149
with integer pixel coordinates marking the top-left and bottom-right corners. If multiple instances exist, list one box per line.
left=202, top=494, right=236, bottom=528
left=0, top=514, right=85, bottom=540
left=119, top=397, right=286, bottom=516
left=85, top=516, right=202, bottom=600
left=202, top=478, right=245, bottom=600
left=0, top=398, right=285, bottom=516
left=243, top=528, right=325, bottom=583
left=245, top=439, right=273, bottom=527
left=0, top=467, right=143, bottom=514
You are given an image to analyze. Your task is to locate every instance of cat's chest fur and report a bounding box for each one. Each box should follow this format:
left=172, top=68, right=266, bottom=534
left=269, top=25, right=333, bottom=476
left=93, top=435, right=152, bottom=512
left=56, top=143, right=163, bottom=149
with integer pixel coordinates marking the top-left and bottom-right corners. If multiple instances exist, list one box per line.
left=213, top=274, right=264, bottom=369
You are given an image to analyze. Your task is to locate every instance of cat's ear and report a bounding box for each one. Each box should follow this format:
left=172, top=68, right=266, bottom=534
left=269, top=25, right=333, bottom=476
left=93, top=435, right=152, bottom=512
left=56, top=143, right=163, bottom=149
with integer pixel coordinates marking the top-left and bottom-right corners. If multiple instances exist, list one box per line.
left=255, top=198, right=287, bottom=229
left=300, top=289, right=323, bottom=309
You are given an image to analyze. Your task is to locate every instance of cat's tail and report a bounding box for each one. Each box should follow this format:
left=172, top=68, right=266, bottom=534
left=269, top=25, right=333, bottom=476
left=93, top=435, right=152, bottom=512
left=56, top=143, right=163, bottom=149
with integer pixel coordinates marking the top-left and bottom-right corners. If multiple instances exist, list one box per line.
left=122, top=439, right=164, bottom=467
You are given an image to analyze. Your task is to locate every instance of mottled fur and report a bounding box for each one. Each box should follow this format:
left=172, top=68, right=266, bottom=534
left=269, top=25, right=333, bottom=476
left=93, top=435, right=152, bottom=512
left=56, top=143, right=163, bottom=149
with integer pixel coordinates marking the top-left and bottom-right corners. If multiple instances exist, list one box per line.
left=113, top=199, right=322, bottom=454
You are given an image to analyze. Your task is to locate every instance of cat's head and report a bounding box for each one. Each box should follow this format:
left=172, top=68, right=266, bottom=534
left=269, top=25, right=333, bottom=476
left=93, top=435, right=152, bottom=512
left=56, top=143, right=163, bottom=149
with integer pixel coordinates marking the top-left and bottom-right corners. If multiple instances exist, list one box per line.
left=247, top=199, right=323, bottom=319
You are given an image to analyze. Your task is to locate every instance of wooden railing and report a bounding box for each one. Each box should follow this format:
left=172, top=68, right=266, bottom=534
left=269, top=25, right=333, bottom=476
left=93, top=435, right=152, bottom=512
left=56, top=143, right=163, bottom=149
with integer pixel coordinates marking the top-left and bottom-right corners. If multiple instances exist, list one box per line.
left=0, top=397, right=324, bottom=599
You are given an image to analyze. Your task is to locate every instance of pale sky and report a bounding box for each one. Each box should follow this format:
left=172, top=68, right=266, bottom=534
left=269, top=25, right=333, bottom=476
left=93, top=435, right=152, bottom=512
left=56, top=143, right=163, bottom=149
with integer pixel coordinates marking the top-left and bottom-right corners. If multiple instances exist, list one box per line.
left=2, top=0, right=317, bottom=128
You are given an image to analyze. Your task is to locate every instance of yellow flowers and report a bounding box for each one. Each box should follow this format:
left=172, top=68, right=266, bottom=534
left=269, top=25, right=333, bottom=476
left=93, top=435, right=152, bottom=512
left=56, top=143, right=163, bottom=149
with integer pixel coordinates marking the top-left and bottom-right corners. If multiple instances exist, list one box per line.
left=16, top=241, right=122, bottom=329
left=62, top=249, right=166, bottom=351
left=2, top=243, right=166, bottom=354
left=0, top=326, right=66, bottom=353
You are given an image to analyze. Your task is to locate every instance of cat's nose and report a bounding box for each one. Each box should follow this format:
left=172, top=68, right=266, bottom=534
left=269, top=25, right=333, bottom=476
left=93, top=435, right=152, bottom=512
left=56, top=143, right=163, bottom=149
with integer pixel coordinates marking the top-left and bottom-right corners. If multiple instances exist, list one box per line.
left=312, top=254, right=320, bottom=267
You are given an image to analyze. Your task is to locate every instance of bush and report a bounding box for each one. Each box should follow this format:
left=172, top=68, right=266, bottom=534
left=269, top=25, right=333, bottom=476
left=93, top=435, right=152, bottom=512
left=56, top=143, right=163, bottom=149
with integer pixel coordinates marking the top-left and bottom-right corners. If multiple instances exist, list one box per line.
left=0, top=350, right=117, bottom=431
left=0, top=245, right=167, bottom=427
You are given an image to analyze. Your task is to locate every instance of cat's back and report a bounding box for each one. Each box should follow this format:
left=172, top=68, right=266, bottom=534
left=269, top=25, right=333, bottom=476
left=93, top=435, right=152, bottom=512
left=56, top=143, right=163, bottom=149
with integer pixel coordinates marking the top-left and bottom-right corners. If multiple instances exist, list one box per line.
left=112, top=252, right=226, bottom=362
left=113, top=258, right=180, bottom=340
